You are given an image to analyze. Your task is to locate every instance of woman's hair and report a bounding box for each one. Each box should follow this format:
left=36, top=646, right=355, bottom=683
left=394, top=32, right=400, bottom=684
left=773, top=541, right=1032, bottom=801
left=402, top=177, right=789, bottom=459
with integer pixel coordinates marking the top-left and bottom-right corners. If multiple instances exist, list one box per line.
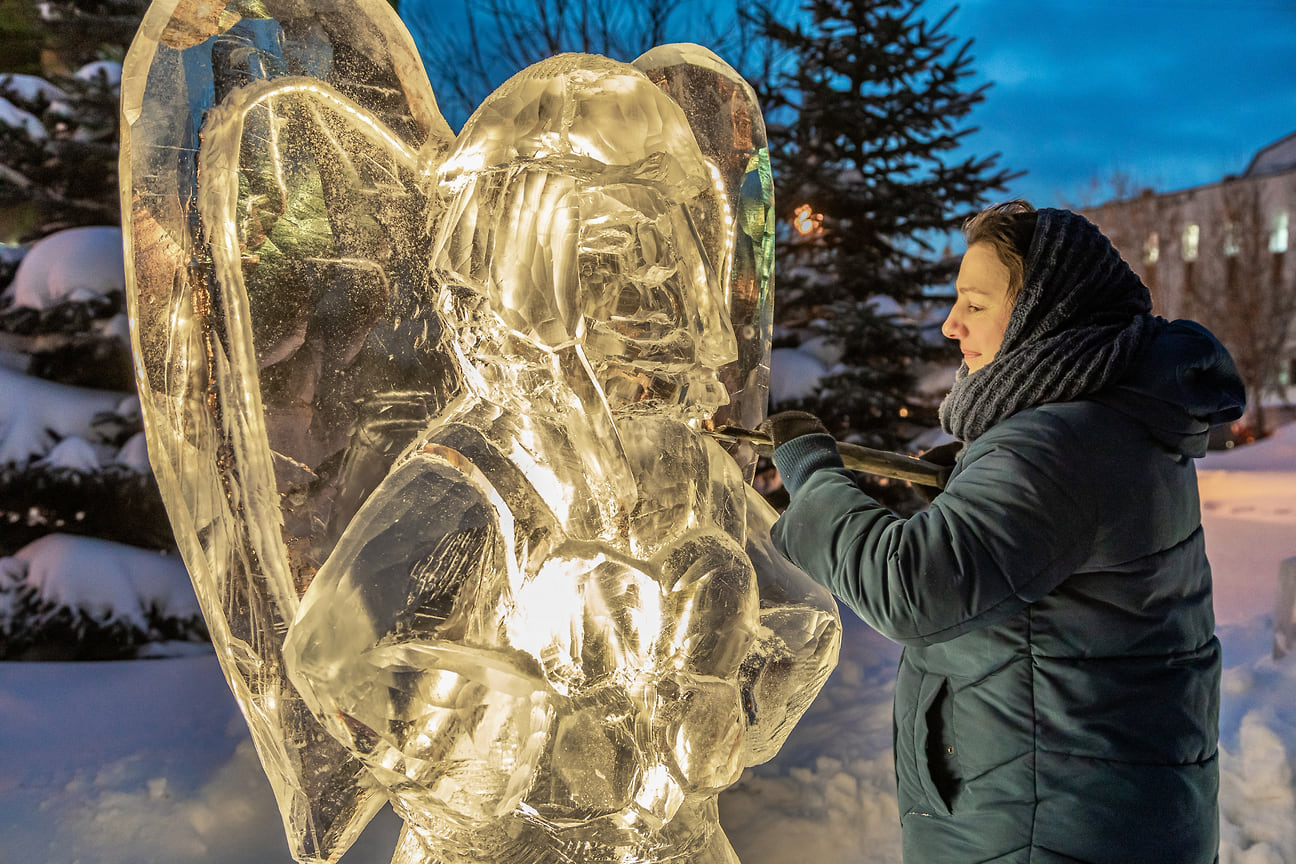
left=963, top=200, right=1038, bottom=303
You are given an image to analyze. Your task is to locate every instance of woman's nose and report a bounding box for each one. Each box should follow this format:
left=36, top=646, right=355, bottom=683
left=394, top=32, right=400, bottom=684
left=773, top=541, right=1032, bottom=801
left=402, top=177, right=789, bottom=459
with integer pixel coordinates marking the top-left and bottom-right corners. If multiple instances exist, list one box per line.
left=941, top=309, right=963, bottom=340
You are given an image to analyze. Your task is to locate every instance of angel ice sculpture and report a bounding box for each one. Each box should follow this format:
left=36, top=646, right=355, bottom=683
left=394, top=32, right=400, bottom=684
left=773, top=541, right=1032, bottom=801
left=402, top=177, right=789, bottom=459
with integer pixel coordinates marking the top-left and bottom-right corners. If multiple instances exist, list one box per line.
left=120, top=2, right=840, bottom=862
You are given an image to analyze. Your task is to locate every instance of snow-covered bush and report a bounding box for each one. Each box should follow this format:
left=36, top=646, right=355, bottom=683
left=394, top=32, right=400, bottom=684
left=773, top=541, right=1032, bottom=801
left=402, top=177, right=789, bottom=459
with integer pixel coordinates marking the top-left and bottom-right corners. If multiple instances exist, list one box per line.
left=769, top=345, right=829, bottom=405
left=0, top=73, right=67, bottom=107
left=5, top=225, right=124, bottom=309
left=0, top=64, right=122, bottom=239
left=0, top=365, right=125, bottom=465
left=0, top=229, right=127, bottom=370
left=0, top=208, right=193, bottom=660
left=0, top=534, right=206, bottom=660
left=74, top=60, right=122, bottom=88
left=0, top=96, right=47, bottom=140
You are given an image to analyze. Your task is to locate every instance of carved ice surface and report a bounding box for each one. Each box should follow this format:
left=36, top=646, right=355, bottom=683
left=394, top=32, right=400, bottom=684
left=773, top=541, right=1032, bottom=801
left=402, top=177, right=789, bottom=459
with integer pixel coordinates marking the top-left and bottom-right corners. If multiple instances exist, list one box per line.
left=120, top=2, right=839, bottom=862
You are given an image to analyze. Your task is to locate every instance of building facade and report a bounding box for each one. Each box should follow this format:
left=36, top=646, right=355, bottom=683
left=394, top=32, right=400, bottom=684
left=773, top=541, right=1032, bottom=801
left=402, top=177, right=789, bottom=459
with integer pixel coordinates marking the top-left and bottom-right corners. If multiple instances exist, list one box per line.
left=1081, top=132, right=1296, bottom=433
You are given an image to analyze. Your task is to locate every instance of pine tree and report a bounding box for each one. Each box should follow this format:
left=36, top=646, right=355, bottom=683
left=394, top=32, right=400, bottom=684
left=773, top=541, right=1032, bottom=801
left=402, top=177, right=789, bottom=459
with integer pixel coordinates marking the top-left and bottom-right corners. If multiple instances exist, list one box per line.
left=0, top=0, right=138, bottom=240
left=758, top=0, right=1017, bottom=450
left=0, top=0, right=200, bottom=659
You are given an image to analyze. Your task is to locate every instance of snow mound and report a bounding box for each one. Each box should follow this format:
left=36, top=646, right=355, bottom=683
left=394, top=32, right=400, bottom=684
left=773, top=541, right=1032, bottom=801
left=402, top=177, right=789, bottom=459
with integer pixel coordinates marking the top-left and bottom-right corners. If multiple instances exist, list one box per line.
left=1200, top=422, right=1296, bottom=473
left=866, top=295, right=903, bottom=317
left=0, top=365, right=128, bottom=464
left=115, top=432, right=152, bottom=473
left=76, top=61, right=122, bottom=87
left=7, top=226, right=124, bottom=311
left=115, top=394, right=142, bottom=423
left=103, top=313, right=133, bottom=345
left=10, top=534, right=196, bottom=630
left=797, top=335, right=844, bottom=367
left=0, top=73, right=66, bottom=104
left=35, top=436, right=101, bottom=471
left=0, top=96, right=46, bottom=140
left=770, top=346, right=828, bottom=404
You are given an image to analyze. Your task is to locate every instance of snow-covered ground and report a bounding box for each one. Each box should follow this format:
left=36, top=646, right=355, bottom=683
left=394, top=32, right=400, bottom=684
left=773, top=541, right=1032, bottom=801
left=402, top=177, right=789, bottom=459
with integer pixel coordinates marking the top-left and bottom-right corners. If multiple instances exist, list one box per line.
left=1, top=423, right=1293, bottom=864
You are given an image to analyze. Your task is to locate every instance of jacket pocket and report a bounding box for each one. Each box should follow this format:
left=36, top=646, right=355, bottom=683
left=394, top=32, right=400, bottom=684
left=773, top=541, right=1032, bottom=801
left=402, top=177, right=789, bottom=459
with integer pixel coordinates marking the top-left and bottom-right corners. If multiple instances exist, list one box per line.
left=912, top=674, right=961, bottom=816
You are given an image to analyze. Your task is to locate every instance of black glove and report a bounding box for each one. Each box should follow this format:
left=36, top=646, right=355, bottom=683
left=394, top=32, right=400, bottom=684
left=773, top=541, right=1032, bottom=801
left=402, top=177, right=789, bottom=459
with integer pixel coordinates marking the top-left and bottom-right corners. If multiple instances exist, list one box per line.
left=915, top=440, right=963, bottom=503
left=760, top=410, right=831, bottom=451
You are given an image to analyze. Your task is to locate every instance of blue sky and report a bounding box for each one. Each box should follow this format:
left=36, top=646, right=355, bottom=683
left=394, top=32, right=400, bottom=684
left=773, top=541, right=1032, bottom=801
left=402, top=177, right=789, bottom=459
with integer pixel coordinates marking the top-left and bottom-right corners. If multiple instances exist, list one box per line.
left=402, top=0, right=1296, bottom=209
left=928, top=0, right=1296, bottom=206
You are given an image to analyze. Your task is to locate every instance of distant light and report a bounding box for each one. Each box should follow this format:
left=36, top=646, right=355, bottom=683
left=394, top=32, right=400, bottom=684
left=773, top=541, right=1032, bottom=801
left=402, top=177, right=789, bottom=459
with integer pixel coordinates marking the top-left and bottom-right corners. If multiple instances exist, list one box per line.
left=1144, top=231, right=1159, bottom=264
left=1182, top=224, right=1200, bottom=262
left=1223, top=221, right=1239, bottom=257
left=792, top=203, right=823, bottom=236
left=898, top=407, right=909, bottom=418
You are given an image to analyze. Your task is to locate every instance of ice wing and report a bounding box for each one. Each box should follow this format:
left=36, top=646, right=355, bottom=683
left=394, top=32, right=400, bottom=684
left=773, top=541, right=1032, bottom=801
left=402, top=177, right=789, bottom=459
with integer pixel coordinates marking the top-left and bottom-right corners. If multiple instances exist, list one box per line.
left=198, top=75, right=460, bottom=580
left=634, top=45, right=777, bottom=477
left=120, top=1, right=456, bottom=860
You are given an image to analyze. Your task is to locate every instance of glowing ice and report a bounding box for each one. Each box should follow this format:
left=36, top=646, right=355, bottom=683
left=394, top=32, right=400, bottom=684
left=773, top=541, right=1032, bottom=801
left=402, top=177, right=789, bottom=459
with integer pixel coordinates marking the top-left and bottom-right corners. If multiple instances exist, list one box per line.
left=120, top=2, right=839, bottom=861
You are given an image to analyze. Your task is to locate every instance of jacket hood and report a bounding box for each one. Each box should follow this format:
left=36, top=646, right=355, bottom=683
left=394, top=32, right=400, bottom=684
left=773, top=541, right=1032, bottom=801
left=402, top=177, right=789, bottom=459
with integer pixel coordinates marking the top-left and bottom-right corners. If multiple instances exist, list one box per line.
left=941, top=208, right=1155, bottom=442
left=1095, top=317, right=1246, bottom=457
left=1003, top=208, right=1152, bottom=354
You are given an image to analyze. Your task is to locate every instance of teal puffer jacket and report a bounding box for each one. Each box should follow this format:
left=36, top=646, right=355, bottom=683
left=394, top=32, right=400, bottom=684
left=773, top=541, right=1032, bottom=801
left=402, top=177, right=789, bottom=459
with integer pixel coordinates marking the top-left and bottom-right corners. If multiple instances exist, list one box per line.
left=772, top=321, right=1242, bottom=863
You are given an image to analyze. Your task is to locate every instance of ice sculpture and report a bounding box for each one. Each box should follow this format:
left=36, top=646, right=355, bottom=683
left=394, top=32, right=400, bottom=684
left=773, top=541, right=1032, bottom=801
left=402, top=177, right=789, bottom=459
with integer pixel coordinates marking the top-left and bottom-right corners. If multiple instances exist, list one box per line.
left=120, top=2, right=840, bottom=862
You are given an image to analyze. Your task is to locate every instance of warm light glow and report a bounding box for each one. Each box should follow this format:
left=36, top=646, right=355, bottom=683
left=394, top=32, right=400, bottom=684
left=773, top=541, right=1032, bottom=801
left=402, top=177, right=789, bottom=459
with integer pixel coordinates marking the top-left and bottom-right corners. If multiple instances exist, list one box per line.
left=792, top=203, right=824, bottom=236
left=1144, top=231, right=1159, bottom=264
left=1182, top=224, right=1200, bottom=262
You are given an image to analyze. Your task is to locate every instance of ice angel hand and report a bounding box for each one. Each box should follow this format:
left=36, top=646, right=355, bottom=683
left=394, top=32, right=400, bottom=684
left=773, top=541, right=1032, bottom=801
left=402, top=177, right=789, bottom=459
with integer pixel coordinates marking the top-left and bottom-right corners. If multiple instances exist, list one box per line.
left=121, top=3, right=839, bottom=861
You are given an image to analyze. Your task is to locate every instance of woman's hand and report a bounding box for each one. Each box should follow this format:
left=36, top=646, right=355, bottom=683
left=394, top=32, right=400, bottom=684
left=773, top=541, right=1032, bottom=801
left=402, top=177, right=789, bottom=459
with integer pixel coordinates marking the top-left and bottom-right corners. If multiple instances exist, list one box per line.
left=760, top=410, right=831, bottom=450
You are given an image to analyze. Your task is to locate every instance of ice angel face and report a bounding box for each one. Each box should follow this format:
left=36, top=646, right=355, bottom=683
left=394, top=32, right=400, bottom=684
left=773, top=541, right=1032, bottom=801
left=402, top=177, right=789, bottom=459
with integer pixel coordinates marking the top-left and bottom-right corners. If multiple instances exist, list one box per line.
left=120, top=3, right=838, bottom=863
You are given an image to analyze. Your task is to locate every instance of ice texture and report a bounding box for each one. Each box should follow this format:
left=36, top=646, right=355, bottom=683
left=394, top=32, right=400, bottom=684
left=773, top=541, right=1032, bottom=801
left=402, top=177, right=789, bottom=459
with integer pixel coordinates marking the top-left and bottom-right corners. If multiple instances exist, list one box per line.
left=120, top=3, right=839, bottom=862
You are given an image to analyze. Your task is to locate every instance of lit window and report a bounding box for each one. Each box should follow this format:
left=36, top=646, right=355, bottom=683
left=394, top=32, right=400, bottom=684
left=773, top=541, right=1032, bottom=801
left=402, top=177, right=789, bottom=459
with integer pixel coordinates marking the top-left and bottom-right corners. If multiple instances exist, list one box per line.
left=1182, top=224, right=1199, bottom=262
left=1272, top=210, right=1289, bottom=253
left=1144, top=231, right=1159, bottom=263
left=1223, top=221, right=1239, bottom=257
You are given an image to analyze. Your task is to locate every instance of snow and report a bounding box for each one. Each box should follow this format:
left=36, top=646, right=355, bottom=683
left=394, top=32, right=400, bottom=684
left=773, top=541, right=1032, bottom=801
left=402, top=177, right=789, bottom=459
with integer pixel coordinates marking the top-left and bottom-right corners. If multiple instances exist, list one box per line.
left=6, top=534, right=197, bottom=630
left=75, top=60, right=123, bottom=87
left=103, top=311, right=134, bottom=345
left=797, top=334, right=845, bottom=367
left=114, top=431, right=152, bottom=473
left=866, top=294, right=903, bottom=317
left=0, top=95, right=47, bottom=140
left=0, top=365, right=128, bottom=464
left=0, top=72, right=67, bottom=105
left=5, top=225, right=125, bottom=310
left=34, top=435, right=101, bottom=471
left=0, top=241, right=26, bottom=264
left=769, top=346, right=828, bottom=403
left=1198, top=423, right=1296, bottom=628
left=0, top=426, right=1292, bottom=864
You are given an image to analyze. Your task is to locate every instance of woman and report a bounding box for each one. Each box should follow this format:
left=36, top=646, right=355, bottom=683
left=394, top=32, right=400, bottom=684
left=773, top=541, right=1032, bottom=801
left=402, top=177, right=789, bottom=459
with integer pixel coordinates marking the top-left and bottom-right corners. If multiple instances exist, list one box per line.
left=764, top=201, right=1244, bottom=863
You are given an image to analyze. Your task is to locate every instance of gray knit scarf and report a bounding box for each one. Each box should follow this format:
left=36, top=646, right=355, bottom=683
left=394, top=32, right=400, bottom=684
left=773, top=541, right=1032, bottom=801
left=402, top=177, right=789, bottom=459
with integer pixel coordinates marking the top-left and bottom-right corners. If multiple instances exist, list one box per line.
left=939, top=208, right=1156, bottom=442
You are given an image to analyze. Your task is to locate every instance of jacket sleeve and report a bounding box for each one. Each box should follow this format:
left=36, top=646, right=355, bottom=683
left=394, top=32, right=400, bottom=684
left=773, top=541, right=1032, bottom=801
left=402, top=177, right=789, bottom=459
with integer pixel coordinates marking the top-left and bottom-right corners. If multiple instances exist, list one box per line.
left=771, top=410, right=1103, bottom=646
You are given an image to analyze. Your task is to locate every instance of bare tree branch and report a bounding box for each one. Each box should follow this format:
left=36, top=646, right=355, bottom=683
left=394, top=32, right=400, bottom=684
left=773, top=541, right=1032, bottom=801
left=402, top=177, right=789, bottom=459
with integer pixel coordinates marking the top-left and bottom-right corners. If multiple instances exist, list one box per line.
left=404, top=0, right=768, bottom=128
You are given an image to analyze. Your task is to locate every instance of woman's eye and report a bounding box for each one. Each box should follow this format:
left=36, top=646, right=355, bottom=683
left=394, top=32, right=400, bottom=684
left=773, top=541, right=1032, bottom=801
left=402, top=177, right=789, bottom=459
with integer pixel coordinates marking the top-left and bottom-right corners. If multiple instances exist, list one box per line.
left=967, top=304, right=983, bottom=313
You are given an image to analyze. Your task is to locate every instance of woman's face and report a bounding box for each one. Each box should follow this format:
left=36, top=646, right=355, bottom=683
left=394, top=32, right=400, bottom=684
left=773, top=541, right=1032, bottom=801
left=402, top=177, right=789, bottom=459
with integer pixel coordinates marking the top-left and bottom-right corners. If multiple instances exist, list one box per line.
left=942, top=242, right=1015, bottom=374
